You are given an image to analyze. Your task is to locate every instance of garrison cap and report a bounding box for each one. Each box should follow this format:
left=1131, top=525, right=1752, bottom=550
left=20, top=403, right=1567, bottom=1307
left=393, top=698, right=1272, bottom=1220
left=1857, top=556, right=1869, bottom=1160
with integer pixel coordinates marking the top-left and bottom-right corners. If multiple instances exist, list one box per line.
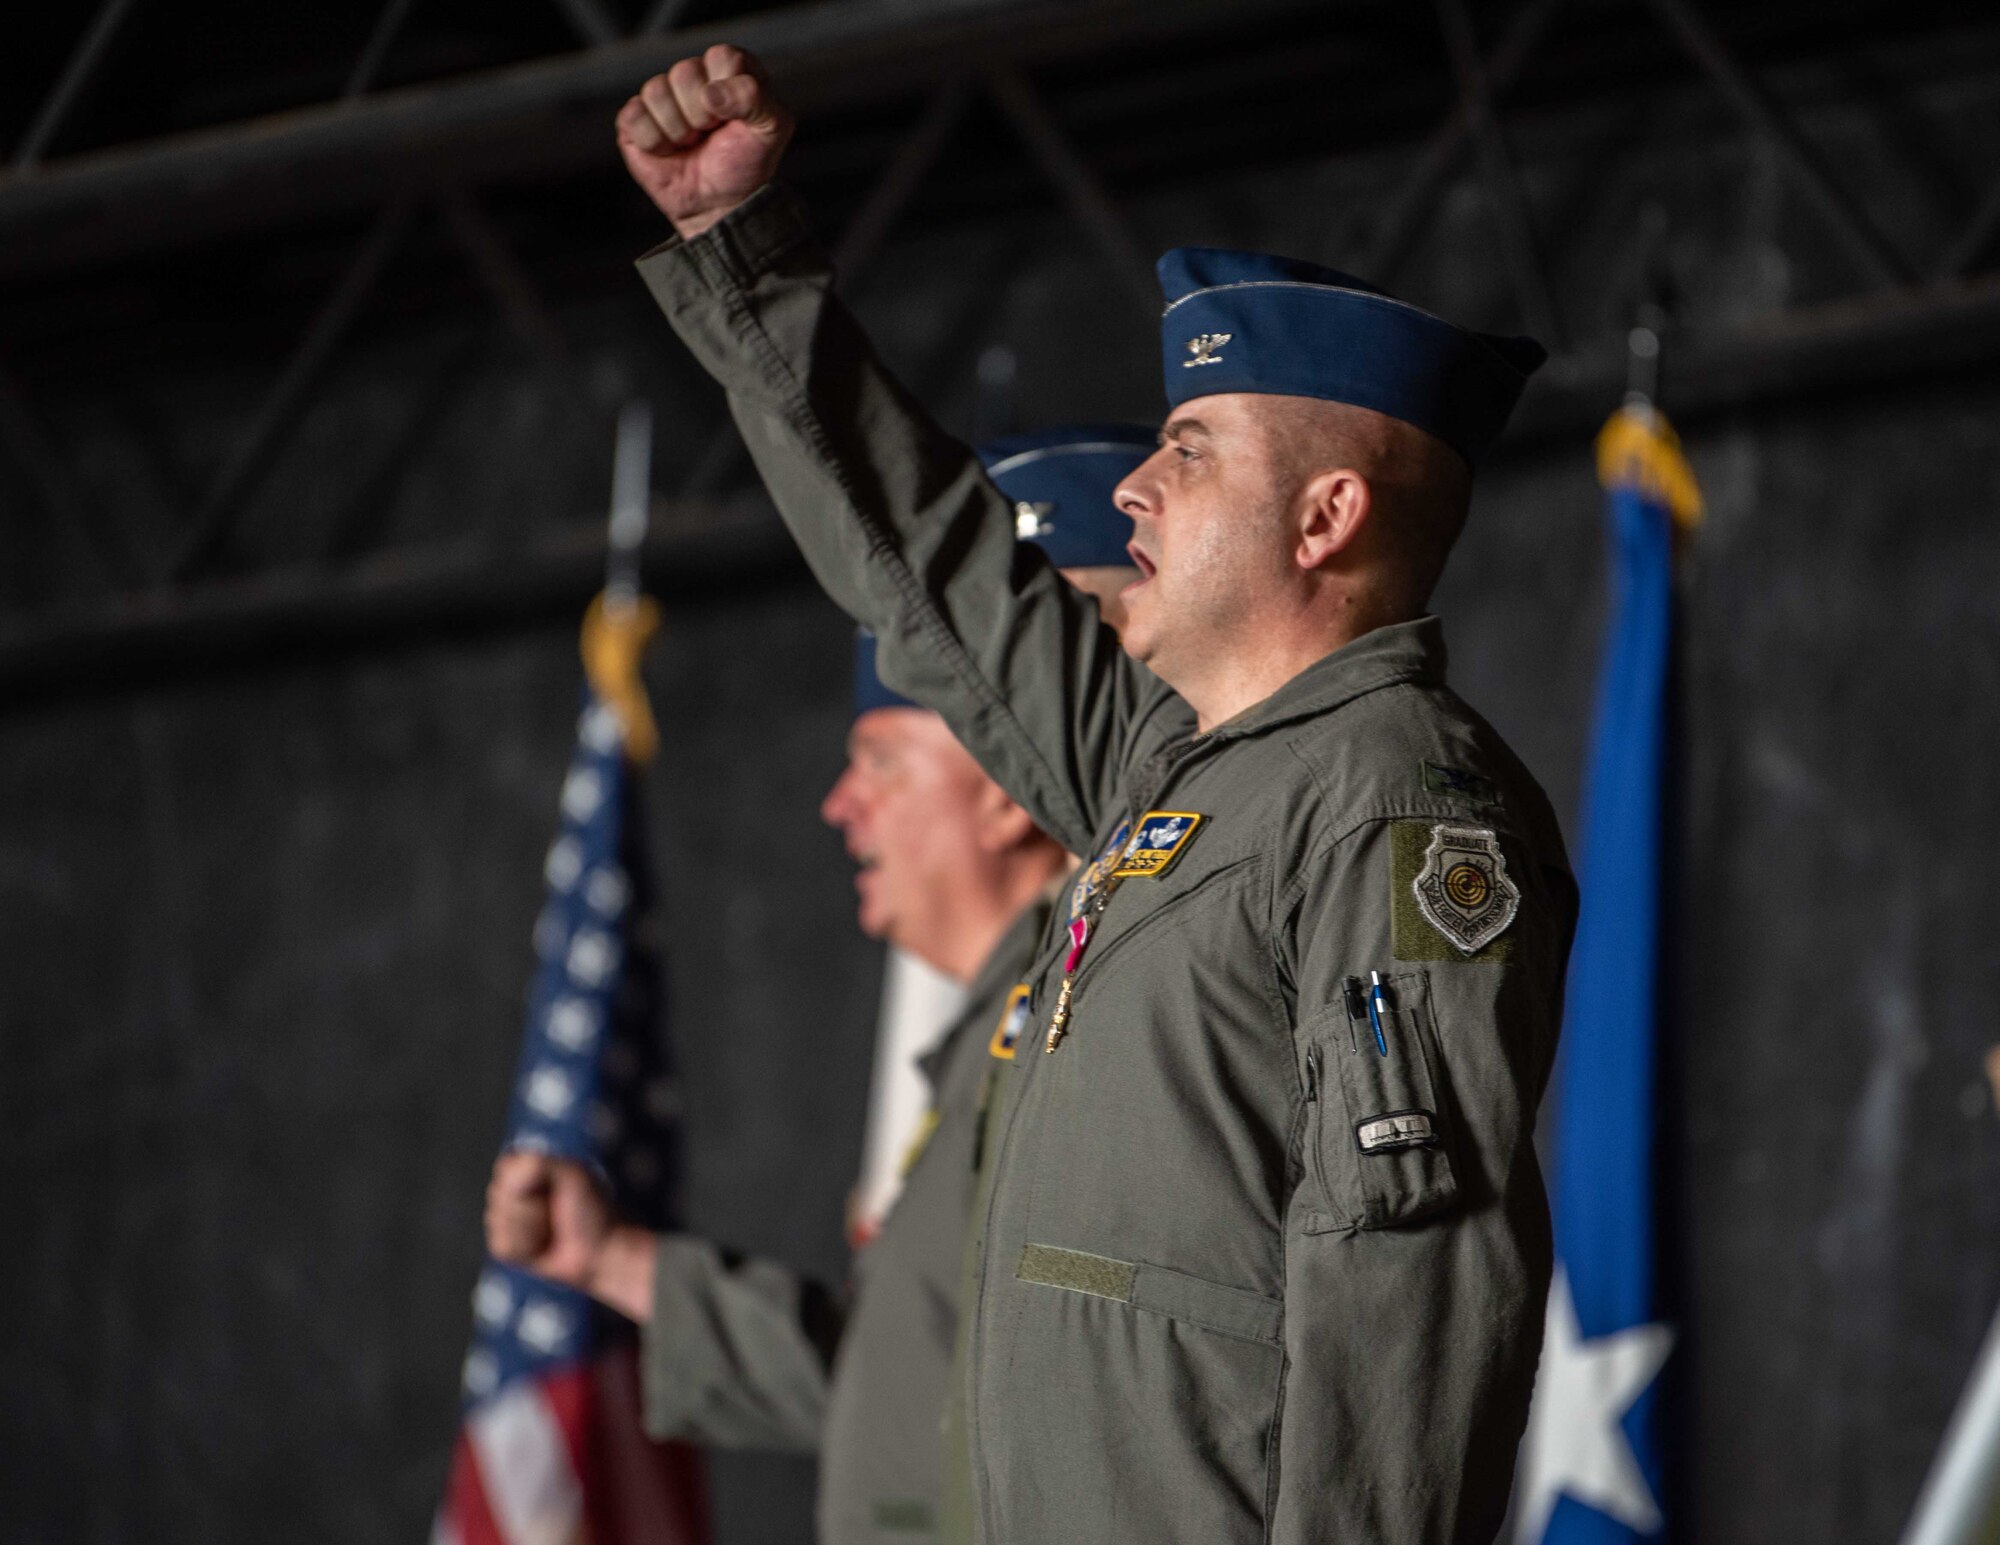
left=979, top=425, right=1152, bottom=569
left=856, top=424, right=1150, bottom=714
left=1156, top=248, right=1547, bottom=467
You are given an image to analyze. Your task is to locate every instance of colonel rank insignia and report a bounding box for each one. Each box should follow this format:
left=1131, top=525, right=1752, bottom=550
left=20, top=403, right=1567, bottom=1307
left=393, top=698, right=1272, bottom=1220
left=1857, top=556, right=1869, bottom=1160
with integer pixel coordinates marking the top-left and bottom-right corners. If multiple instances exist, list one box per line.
left=989, top=983, right=1034, bottom=1061
left=1015, top=500, right=1056, bottom=540
left=1410, top=824, right=1519, bottom=955
left=1111, top=811, right=1206, bottom=880
left=1183, top=332, right=1232, bottom=368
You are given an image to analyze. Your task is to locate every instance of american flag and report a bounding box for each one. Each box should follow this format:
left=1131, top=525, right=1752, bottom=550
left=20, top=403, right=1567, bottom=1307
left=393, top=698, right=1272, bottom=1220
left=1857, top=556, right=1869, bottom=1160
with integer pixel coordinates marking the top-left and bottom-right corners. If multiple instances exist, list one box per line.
left=435, top=660, right=709, bottom=1545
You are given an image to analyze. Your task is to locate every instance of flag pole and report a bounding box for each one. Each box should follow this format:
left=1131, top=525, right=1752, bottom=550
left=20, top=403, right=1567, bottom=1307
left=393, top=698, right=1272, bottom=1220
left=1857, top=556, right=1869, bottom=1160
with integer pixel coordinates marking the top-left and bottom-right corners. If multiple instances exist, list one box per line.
left=606, top=399, right=653, bottom=613
left=1899, top=1303, right=2000, bottom=1545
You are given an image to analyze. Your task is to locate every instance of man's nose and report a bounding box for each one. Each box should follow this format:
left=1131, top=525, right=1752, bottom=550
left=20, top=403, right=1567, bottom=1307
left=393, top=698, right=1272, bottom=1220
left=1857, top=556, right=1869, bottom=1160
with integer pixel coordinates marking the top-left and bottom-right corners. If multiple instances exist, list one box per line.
left=1114, top=452, right=1166, bottom=517
left=820, top=770, right=856, bottom=829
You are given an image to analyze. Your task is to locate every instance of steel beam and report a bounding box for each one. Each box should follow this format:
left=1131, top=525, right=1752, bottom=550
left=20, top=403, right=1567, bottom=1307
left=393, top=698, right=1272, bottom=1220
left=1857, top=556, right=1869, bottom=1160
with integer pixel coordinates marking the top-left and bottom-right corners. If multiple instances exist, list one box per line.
left=1432, top=0, right=1563, bottom=347
left=549, top=0, right=623, bottom=51
left=0, top=0, right=1319, bottom=285
left=13, top=270, right=2000, bottom=699
left=343, top=0, right=422, bottom=101
left=830, top=80, right=973, bottom=284
left=0, top=503, right=804, bottom=706
left=987, top=66, right=1155, bottom=315
left=1644, top=0, right=1915, bottom=289
left=12, top=0, right=141, bottom=170
left=1508, top=271, right=2000, bottom=447
left=169, top=198, right=416, bottom=580
left=1355, top=0, right=1564, bottom=283
left=1940, top=168, right=2000, bottom=280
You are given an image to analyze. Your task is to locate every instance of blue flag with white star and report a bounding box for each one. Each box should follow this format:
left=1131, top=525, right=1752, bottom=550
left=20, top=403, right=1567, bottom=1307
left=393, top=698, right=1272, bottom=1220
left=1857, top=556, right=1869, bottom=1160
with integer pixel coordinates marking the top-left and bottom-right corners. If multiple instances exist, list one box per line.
left=1514, top=406, right=1700, bottom=1545
left=437, top=597, right=708, bottom=1545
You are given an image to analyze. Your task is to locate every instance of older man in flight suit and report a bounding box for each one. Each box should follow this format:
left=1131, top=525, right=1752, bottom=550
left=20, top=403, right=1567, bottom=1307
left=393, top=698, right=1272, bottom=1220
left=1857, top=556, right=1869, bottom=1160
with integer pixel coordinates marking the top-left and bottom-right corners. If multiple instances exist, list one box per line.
left=611, top=45, right=1580, bottom=1545
left=485, top=427, right=1149, bottom=1545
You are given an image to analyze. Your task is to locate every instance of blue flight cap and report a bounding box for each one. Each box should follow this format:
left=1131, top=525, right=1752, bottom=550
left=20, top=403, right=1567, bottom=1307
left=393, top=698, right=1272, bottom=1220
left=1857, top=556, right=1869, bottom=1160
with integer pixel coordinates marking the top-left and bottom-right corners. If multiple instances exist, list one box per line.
left=853, top=629, right=916, bottom=717
left=1156, top=249, right=1547, bottom=467
left=979, top=425, right=1153, bottom=568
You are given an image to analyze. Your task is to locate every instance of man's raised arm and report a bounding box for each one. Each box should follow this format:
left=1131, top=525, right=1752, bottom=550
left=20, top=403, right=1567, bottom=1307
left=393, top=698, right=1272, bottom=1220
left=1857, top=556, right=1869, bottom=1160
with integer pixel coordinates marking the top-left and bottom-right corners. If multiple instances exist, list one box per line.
left=614, top=46, right=1168, bottom=855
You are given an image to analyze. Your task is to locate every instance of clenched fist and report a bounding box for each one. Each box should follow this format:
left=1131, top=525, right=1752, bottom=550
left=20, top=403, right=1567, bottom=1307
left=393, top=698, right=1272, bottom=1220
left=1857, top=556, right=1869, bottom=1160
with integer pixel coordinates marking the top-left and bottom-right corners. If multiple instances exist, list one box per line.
left=616, top=44, right=794, bottom=239
left=485, top=1150, right=611, bottom=1287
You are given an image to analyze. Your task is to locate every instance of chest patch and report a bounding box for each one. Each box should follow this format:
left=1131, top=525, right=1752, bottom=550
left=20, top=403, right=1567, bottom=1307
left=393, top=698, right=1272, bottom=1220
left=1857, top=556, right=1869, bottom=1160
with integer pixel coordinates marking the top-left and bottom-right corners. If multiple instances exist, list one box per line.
left=1069, top=818, right=1131, bottom=920
left=989, top=983, right=1033, bottom=1061
left=1110, top=810, right=1206, bottom=880
left=1391, top=821, right=1520, bottom=960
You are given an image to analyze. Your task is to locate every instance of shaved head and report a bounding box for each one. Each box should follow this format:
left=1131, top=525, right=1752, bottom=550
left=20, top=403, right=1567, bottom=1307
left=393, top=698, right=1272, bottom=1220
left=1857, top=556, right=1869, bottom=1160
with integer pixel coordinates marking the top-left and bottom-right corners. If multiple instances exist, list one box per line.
left=1252, top=396, right=1471, bottom=614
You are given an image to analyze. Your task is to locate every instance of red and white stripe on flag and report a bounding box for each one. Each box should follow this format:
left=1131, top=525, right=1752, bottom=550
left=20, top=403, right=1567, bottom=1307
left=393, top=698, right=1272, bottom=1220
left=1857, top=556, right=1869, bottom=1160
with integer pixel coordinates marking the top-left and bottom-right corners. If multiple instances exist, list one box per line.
left=436, top=1346, right=708, bottom=1545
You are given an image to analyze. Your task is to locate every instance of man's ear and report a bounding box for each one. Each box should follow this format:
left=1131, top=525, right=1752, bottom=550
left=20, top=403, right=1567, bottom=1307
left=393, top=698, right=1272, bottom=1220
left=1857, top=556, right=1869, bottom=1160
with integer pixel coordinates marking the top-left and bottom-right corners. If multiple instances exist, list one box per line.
left=1295, top=467, right=1372, bottom=572
left=973, top=781, right=1038, bottom=854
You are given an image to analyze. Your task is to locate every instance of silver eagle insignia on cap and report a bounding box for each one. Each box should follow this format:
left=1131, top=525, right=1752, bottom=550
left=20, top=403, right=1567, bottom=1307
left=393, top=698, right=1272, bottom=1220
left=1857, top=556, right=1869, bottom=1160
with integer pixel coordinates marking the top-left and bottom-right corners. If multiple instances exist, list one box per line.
left=1412, top=824, right=1520, bottom=954
left=1014, top=500, right=1056, bottom=540
left=1183, top=332, right=1232, bottom=367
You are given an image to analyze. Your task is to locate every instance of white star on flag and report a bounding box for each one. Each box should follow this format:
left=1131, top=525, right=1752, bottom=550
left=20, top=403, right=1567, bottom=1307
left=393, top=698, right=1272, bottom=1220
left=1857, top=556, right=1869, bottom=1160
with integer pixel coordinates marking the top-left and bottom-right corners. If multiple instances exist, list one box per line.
left=566, top=929, right=619, bottom=988
left=544, top=997, right=599, bottom=1052
left=1512, top=1267, right=1674, bottom=1544
left=543, top=836, right=583, bottom=892
left=473, top=1271, right=514, bottom=1329
left=560, top=767, right=603, bottom=823
left=515, top=1299, right=572, bottom=1355
left=523, top=1065, right=575, bottom=1120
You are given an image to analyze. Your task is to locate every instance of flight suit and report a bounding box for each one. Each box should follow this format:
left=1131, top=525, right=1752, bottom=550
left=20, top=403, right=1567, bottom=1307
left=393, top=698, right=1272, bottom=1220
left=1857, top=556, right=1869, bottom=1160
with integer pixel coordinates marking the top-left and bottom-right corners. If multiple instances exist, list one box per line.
left=640, top=898, right=1048, bottom=1545
left=637, top=185, right=1579, bottom=1544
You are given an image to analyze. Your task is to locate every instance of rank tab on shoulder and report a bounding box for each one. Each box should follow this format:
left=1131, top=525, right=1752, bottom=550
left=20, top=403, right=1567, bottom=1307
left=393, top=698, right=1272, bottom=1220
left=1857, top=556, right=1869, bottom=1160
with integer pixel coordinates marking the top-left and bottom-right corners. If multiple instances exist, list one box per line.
left=989, top=983, right=1033, bottom=1061
left=1111, top=810, right=1206, bottom=880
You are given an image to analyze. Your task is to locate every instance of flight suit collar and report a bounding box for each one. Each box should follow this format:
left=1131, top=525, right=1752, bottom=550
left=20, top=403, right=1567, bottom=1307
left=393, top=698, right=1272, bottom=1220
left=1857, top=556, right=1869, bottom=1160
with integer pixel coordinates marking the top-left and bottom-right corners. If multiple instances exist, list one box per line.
left=914, top=895, right=1053, bottom=1091
left=1204, top=614, right=1449, bottom=745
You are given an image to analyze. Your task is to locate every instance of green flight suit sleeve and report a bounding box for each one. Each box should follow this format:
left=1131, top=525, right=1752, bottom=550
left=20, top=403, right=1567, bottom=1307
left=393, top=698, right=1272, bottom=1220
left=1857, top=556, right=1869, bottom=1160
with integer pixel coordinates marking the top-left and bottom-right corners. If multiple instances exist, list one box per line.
left=1275, top=815, right=1565, bottom=1544
left=632, top=187, right=1161, bottom=856
left=640, top=1233, right=843, bottom=1454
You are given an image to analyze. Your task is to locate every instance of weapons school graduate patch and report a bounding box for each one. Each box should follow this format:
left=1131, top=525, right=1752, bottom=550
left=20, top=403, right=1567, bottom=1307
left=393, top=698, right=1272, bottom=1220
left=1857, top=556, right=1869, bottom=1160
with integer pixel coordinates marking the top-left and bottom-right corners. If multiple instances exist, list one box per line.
left=1111, top=811, right=1205, bottom=880
left=1392, top=821, right=1520, bottom=960
left=989, top=983, right=1033, bottom=1061
left=1069, top=818, right=1132, bottom=919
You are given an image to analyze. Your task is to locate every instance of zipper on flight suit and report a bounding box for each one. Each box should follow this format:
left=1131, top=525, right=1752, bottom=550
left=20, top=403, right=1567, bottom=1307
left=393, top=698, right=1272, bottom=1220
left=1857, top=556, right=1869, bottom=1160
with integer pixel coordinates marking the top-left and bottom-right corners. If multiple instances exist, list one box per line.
left=963, top=728, right=1224, bottom=1538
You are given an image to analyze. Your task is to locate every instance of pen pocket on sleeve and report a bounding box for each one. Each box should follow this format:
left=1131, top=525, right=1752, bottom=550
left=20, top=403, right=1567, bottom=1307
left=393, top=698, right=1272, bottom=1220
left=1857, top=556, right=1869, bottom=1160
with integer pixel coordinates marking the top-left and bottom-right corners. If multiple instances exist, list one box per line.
left=1304, top=970, right=1459, bottom=1233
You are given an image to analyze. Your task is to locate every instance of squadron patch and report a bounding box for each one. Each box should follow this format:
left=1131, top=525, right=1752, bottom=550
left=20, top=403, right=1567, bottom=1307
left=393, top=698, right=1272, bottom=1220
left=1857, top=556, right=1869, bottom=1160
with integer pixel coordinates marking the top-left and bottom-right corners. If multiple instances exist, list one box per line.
left=1406, top=824, right=1520, bottom=956
left=1069, top=818, right=1132, bottom=920
left=1110, top=810, right=1206, bottom=879
left=989, top=983, right=1033, bottom=1061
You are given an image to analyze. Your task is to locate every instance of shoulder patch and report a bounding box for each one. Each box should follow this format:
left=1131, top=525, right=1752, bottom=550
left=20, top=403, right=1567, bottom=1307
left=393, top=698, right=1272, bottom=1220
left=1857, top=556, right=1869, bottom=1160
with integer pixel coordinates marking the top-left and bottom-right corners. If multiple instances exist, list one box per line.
left=989, top=983, right=1033, bottom=1061
left=1422, top=760, right=1498, bottom=805
left=1111, top=810, right=1205, bottom=879
left=1392, top=821, right=1519, bottom=960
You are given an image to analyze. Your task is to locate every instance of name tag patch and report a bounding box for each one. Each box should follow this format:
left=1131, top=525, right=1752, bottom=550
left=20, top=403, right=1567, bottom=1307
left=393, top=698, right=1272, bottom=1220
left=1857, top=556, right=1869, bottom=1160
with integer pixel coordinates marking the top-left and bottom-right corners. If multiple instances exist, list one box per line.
left=1356, top=1109, right=1438, bottom=1153
left=1110, top=810, right=1206, bottom=880
left=989, top=983, right=1033, bottom=1061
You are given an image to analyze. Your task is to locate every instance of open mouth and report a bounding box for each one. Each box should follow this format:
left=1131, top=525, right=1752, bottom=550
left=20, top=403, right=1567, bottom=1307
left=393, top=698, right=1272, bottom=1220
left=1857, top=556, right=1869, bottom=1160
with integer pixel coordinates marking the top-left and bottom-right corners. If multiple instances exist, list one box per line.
left=1122, top=541, right=1156, bottom=594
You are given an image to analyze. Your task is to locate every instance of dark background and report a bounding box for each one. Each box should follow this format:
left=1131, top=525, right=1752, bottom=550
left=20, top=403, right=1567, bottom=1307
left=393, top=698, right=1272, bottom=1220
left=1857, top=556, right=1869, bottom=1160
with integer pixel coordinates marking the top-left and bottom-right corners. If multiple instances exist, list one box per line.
left=3, top=1, right=1998, bottom=1541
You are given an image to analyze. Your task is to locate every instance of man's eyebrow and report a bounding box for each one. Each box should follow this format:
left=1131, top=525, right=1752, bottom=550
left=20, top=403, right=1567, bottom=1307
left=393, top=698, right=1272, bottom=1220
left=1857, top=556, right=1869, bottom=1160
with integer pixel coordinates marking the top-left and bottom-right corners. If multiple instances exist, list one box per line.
left=1159, top=416, right=1211, bottom=446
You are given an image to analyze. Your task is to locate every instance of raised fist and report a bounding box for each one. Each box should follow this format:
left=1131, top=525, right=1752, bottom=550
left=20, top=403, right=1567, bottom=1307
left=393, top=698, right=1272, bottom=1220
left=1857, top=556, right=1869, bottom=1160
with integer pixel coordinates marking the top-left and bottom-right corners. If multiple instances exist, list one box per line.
left=616, top=44, right=794, bottom=239
left=485, top=1149, right=612, bottom=1288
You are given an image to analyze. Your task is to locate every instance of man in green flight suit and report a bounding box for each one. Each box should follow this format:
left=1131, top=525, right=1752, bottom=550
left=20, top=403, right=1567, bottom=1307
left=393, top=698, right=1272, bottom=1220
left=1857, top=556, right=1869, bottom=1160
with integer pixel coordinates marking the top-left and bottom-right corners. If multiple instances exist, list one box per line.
left=610, top=45, right=1581, bottom=1545
left=484, top=428, right=1149, bottom=1545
